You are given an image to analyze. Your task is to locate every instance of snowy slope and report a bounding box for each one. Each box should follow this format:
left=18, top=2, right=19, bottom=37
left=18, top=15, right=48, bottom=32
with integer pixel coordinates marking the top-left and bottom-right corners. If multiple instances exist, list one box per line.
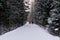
left=0, top=22, right=60, bottom=40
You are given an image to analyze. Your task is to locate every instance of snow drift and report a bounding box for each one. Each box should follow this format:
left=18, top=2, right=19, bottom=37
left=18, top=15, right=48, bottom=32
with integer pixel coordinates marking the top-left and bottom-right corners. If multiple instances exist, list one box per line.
left=0, top=22, right=60, bottom=40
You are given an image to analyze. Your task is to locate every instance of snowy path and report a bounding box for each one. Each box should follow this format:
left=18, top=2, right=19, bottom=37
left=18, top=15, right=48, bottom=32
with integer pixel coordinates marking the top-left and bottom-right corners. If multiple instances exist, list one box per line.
left=0, top=22, right=60, bottom=40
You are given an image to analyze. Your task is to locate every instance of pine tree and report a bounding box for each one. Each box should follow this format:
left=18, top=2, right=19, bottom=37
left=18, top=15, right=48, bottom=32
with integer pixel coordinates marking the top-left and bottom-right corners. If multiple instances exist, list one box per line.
left=34, top=0, right=53, bottom=26
left=0, top=0, right=28, bottom=35
left=33, top=0, right=60, bottom=36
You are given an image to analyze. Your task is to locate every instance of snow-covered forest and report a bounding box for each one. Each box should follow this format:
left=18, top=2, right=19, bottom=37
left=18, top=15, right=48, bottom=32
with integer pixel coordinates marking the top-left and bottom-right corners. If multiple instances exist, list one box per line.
left=0, top=0, right=60, bottom=38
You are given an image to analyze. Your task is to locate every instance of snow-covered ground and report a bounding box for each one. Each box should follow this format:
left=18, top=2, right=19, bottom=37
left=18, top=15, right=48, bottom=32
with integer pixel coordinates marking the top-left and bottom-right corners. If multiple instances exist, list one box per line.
left=0, top=22, right=60, bottom=40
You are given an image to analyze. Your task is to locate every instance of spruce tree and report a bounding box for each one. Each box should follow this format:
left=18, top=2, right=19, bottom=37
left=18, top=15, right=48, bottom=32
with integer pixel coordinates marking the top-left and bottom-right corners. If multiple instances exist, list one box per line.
left=0, top=0, right=28, bottom=35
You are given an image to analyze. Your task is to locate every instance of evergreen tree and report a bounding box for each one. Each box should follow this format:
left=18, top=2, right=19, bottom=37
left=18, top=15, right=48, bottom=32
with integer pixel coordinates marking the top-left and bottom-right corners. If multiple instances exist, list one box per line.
left=0, top=0, right=28, bottom=35
left=34, top=0, right=53, bottom=26
left=33, top=0, right=60, bottom=36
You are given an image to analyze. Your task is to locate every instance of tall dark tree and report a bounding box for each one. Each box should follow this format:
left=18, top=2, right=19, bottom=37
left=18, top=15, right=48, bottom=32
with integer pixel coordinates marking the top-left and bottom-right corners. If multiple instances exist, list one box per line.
left=0, top=0, right=28, bottom=35
left=33, top=0, right=60, bottom=37
left=33, top=0, right=53, bottom=26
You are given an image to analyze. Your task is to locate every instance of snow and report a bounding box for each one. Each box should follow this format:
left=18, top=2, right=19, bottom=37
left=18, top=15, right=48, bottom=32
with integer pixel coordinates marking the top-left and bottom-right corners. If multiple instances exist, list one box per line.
left=0, top=22, right=60, bottom=40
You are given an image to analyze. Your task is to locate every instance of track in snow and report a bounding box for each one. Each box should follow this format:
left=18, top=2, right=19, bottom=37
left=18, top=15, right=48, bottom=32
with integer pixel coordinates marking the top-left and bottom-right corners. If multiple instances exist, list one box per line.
left=0, top=22, right=60, bottom=40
